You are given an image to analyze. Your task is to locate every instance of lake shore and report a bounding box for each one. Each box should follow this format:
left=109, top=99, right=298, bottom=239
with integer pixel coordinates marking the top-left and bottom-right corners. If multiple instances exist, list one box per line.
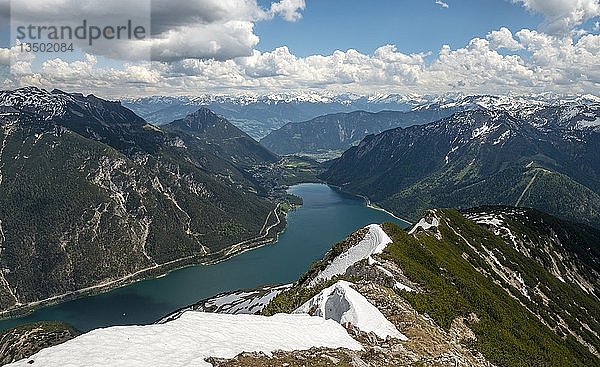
left=325, top=184, right=413, bottom=226
left=0, top=203, right=288, bottom=323
left=0, top=183, right=406, bottom=333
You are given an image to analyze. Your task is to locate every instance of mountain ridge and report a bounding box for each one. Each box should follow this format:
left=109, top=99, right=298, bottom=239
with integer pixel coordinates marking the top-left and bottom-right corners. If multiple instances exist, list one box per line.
left=323, top=106, right=600, bottom=228
left=260, top=95, right=599, bottom=158
left=5, top=206, right=597, bottom=366
left=0, top=87, right=285, bottom=316
left=123, top=92, right=599, bottom=140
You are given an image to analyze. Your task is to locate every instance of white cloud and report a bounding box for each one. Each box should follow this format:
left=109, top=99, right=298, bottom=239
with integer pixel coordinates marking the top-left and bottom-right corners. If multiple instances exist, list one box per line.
left=429, top=38, right=535, bottom=91
left=4, top=0, right=305, bottom=62
left=516, top=29, right=600, bottom=84
left=3, top=28, right=598, bottom=97
left=1, top=1, right=598, bottom=98
left=150, top=22, right=260, bottom=61
left=0, top=42, right=36, bottom=75
left=40, top=54, right=97, bottom=81
left=513, top=0, right=600, bottom=34
left=435, top=0, right=449, bottom=9
left=487, top=27, right=524, bottom=50
left=270, top=0, right=306, bottom=22
left=0, top=49, right=10, bottom=66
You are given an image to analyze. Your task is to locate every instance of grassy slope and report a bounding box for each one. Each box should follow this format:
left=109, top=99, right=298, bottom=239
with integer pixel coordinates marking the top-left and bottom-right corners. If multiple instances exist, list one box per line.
left=263, top=209, right=598, bottom=366
left=381, top=212, right=597, bottom=367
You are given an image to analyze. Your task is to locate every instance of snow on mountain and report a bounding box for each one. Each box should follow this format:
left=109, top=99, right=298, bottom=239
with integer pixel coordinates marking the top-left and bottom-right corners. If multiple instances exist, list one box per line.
left=555, top=105, right=600, bottom=131
left=159, top=284, right=293, bottom=323
left=464, top=209, right=530, bottom=256
left=416, top=94, right=600, bottom=133
left=0, top=87, right=73, bottom=120
left=305, top=224, right=416, bottom=292
left=125, top=92, right=346, bottom=106
left=408, top=213, right=440, bottom=235
left=464, top=208, right=598, bottom=298
left=8, top=311, right=362, bottom=367
left=413, top=94, right=549, bottom=116
left=471, top=119, right=502, bottom=140
left=576, top=117, right=600, bottom=129
left=124, top=92, right=437, bottom=109
left=123, top=93, right=445, bottom=109
left=200, top=284, right=291, bottom=315
left=123, top=91, right=600, bottom=143
left=5, top=87, right=597, bottom=115
left=295, top=280, right=407, bottom=341
left=309, top=224, right=392, bottom=287
left=541, top=93, right=600, bottom=106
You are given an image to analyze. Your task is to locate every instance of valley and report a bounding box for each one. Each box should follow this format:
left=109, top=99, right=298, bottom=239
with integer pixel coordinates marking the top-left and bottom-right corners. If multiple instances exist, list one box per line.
left=2, top=1, right=599, bottom=365
left=0, top=88, right=599, bottom=367
left=0, top=87, right=296, bottom=317
left=0, top=183, right=407, bottom=333
left=3, top=206, right=597, bottom=366
left=122, top=93, right=424, bottom=140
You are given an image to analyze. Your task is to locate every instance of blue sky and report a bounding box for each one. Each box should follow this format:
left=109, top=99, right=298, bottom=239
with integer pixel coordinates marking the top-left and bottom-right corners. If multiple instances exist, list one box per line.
left=254, top=0, right=543, bottom=57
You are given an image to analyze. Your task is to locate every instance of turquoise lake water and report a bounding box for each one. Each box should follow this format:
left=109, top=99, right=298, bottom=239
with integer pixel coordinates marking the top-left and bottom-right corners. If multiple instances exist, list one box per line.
left=0, top=183, right=408, bottom=332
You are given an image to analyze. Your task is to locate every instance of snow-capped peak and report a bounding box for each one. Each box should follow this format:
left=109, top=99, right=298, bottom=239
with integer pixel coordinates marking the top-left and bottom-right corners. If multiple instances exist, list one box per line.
left=555, top=105, right=600, bottom=131
left=124, top=92, right=599, bottom=118
left=0, top=87, right=73, bottom=120
left=125, top=92, right=345, bottom=106
left=413, top=94, right=549, bottom=116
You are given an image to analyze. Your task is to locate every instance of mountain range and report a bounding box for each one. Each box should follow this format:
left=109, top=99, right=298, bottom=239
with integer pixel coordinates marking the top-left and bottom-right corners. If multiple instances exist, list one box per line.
left=2, top=87, right=599, bottom=318
left=0, top=86, right=599, bottom=366
left=122, top=93, right=422, bottom=140
left=260, top=109, right=456, bottom=158
left=0, top=87, right=284, bottom=315
left=124, top=93, right=600, bottom=142
left=261, top=94, right=600, bottom=158
left=4, top=207, right=598, bottom=366
left=323, top=103, right=600, bottom=228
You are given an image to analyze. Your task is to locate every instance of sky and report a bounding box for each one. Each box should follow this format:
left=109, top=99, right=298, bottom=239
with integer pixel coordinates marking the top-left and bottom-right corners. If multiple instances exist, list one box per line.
left=0, top=0, right=599, bottom=98
left=253, top=0, right=543, bottom=56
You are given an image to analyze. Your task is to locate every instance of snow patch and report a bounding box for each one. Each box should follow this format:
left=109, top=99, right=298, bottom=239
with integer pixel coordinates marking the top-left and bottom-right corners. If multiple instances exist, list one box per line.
left=295, top=281, right=406, bottom=341
left=375, top=265, right=414, bottom=292
left=0, top=87, right=72, bottom=120
left=481, top=245, right=531, bottom=301
left=576, top=117, right=600, bottom=130
left=468, top=214, right=504, bottom=228
left=309, top=224, right=392, bottom=287
left=8, top=312, right=362, bottom=367
left=472, top=122, right=500, bottom=140
left=168, top=137, right=187, bottom=148
left=203, top=284, right=292, bottom=315
left=394, top=282, right=414, bottom=292
left=444, top=145, right=459, bottom=164
left=408, top=216, right=439, bottom=235
left=465, top=212, right=522, bottom=252
left=492, top=130, right=511, bottom=145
